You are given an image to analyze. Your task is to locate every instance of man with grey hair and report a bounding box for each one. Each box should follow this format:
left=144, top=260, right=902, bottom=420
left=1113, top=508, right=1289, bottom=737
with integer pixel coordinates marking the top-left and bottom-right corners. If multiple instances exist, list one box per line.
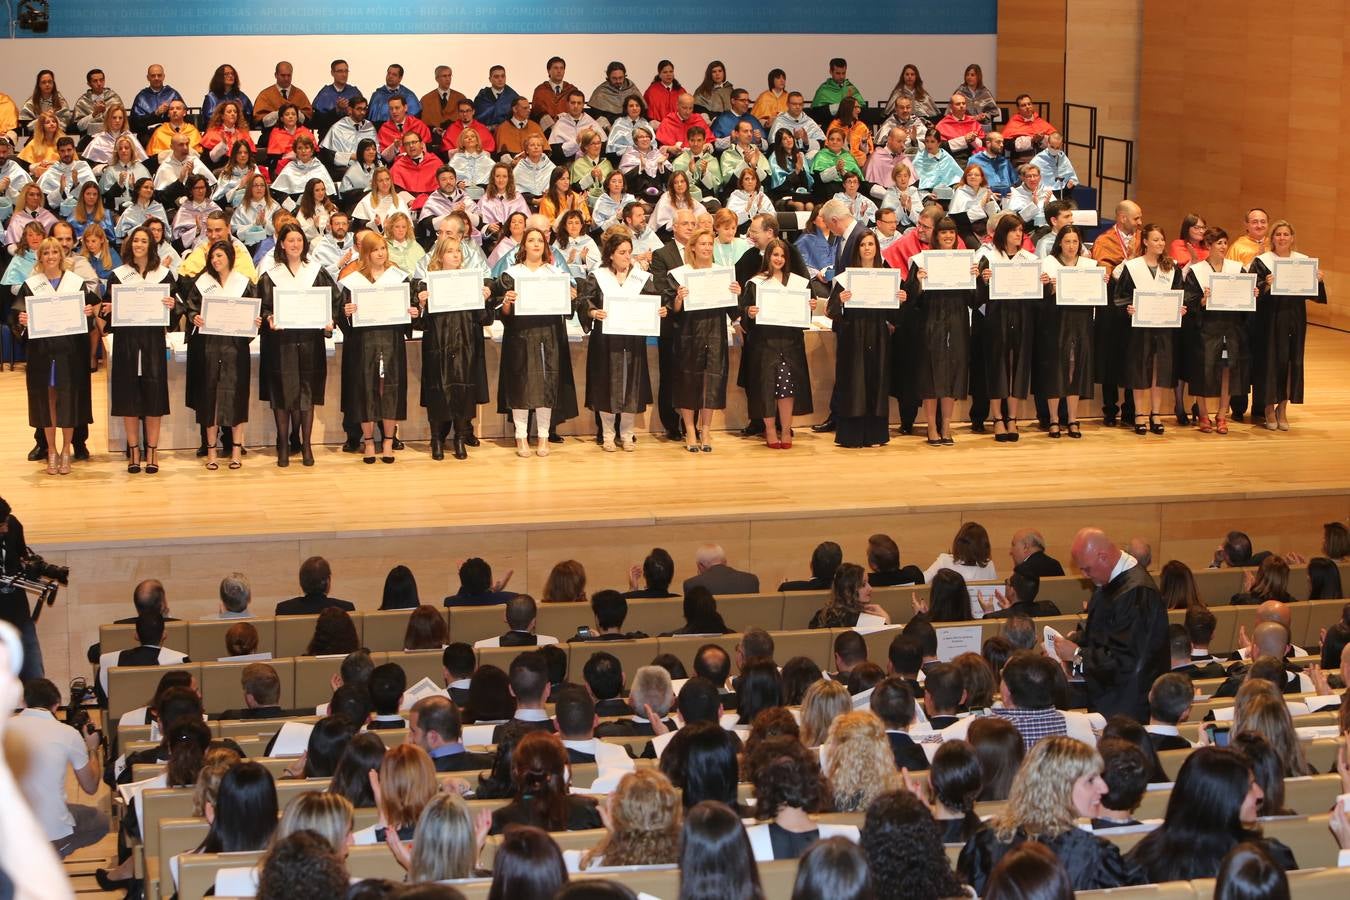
left=211, top=573, right=253, bottom=619
left=1008, top=528, right=1065, bottom=578
left=1126, top=538, right=1152, bottom=571
left=682, top=543, right=759, bottom=595
left=597, top=664, right=678, bottom=738
left=818, top=197, right=863, bottom=275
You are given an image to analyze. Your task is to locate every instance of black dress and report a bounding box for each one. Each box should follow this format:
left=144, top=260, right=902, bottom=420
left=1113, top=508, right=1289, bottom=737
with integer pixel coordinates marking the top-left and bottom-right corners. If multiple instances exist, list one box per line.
left=413, top=272, right=493, bottom=423
left=577, top=267, right=658, bottom=414
left=337, top=267, right=412, bottom=421
left=1249, top=252, right=1328, bottom=405
left=1182, top=260, right=1251, bottom=398
left=827, top=273, right=898, bottom=447
left=256, top=262, right=336, bottom=411
left=183, top=271, right=256, bottom=427
left=10, top=271, right=97, bottom=428
left=1036, top=256, right=1098, bottom=399
left=959, top=825, right=1145, bottom=895
left=906, top=257, right=970, bottom=400
left=104, top=265, right=178, bottom=417
left=739, top=274, right=814, bottom=420
left=977, top=250, right=1034, bottom=400
left=665, top=265, right=738, bottom=410
left=1113, top=258, right=1184, bottom=391
left=491, top=263, right=579, bottom=415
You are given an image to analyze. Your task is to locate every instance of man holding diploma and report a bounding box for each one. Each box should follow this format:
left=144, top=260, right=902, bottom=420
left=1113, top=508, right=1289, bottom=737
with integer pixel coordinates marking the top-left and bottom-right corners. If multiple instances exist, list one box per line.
left=1182, top=227, right=1253, bottom=435
left=1249, top=219, right=1327, bottom=431
left=740, top=238, right=816, bottom=449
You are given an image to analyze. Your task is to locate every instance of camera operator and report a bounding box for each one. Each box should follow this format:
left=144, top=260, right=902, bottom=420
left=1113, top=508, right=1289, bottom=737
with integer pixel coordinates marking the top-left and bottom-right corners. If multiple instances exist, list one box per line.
left=6, top=677, right=108, bottom=857
left=0, top=497, right=43, bottom=681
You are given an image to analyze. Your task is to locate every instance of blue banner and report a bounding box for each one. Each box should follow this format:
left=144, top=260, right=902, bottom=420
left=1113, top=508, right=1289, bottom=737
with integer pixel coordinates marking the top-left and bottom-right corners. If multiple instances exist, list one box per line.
left=23, top=1, right=996, bottom=38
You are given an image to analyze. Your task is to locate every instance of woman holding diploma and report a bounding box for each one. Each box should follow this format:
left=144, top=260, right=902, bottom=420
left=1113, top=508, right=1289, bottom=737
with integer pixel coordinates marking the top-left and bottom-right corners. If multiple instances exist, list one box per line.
left=492, top=227, right=578, bottom=458
left=977, top=216, right=1038, bottom=442
left=184, top=240, right=260, bottom=470
left=1114, top=224, right=1185, bottom=435
left=906, top=216, right=971, bottom=446
left=665, top=227, right=741, bottom=453
left=10, top=238, right=96, bottom=475
left=577, top=229, right=663, bottom=452
left=828, top=231, right=903, bottom=448
left=257, top=222, right=337, bottom=468
left=414, top=237, right=492, bottom=461
left=338, top=231, right=416, bottom=464
left=103, top=226, right=177, bottom=474
left=1037, top=225, right=1100, bottom=440
left=1249, top=220, right=1327, bottom=431
left=740, top=237, right=816, bottom=449
left=1183, top=227, right=1250, bottom=435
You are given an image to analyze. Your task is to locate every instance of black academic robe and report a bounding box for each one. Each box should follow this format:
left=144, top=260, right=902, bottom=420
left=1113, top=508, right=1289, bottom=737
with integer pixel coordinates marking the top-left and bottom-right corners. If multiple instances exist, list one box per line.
left=734, top=243, right=814, bottom=394
left=825, top=274, right=897, bottom=444
left=103, top=265, right=179, bottom=417
left=1181, top=260, right=1251, bottom=397
left=959, top=825, right=1145, bottom=895
left=337, top=266, right=412, bottom=421
left=886, top=731, right=930, bottom=771
left=1036, top=256, right=1098, bottom=399
left=412, top=274, right=493, bottom=422
left=11, top=270, right=97, bottom=428
left=977, top=250, right=1035, bottom=400
left=257, top=262, right=336, bottom=410
left=1113, top=258, right=1184, bottom=391
left=491, top=264, right=579, bottom=417
left=577, top=267, right=658, bottom=414
left=433, top=749, right=495, bottom=773
left=1249, top=252, right=1327, bottom=405
left=1079, top=562, right=1169, bottom=722
left=182, top=271, right=256, bottom=427
left=663, top=264, right=738, bottom=410
left=905, top=256, right=970, bottom=400
left=740, top=274, right=814, bottom=418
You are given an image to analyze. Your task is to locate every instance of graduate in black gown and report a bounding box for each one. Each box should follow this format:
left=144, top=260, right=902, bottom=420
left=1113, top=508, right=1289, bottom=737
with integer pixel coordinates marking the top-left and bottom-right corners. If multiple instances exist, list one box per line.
left=1248, top=219, right=1328, bottom=431
left=1113, top=224, right=1186, bottom=436
left=10, top=238, right=98, bottom=476
left=828, top=231, right=903, bottom=448
left=663, top=226, right=743, bottom=452
left=906, top=216, right=972, bottom=446
left=1182, top=227, right=1254, bottom=435
left=256, top=222, right=337, bottom=467
left=1037, top=225, right=1102, bottom=440
left=976, top=216, right=1036, bottom=443
left=103, top=226, right=178, bottom=474
left=492, top=227, right=579, bottom=458
left=182, top=239, right=261, bottom=470
left=413, top=236, right=492, bottom=460
left=739, top=237, right=817, bottom=449
left=337, top=231, right=417, bottom=464
left=577, top=228, right=664, bottom=452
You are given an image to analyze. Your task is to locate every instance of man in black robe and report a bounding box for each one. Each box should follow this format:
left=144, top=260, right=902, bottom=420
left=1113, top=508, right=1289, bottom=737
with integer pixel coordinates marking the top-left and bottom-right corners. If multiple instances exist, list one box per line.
left=648, top=209, right=696, bottom=440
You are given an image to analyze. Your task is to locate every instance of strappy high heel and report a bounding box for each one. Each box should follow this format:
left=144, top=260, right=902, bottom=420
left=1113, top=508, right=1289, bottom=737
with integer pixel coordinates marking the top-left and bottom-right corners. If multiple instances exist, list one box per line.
left=127, top=444, right=142, bottom=474
left=144, top=446, right=159, bottom=474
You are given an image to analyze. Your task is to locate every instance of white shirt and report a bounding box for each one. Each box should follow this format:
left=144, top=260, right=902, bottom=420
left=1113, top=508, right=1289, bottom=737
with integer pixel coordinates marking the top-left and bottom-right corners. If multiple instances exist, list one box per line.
left=5, top=708, right=90, bottom=839
left=562, top=738, right=636, bottom=774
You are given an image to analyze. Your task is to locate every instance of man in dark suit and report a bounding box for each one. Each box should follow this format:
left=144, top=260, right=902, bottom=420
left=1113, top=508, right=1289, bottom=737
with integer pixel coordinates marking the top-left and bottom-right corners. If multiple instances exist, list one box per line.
left=872, top=677, right=929, bottom=770
left=829, top=630, right=868, bottom=683
left=443, top=557, right=517, bottom=607
left=409, top=696, right=494, bottom=773
left=1165, top=623, right=1226, bottom=679
left=648, top=208, right=696, bottom=440
left=691, top=643, right=738, bottom=710
left=442, top=642, right=475, bottom=707
left=1145, top=672, right=1195, bottom=752
left=779, top=541, right=842, bottom=592
left=982, top=567, right=1063, bottom=619
left=96, top=611, right=189, bottom=701
left=921, top=662, right=964, bottom=731
left=491, top=652, right=558, bottom=743
left=1213, top=624, right=1306, bottom=698
left=595, top=664, right=678, bottom=738
left=555, top=686, right=639, bottom=772
left=0, top=498, right=38, bottom=677
left=368, top=663, right=408, bottom=729
left=582, top=651, right=633, bottom=717
left=274, top=557, right=355, bottom=616
left=473, top=594, right=560, bottom=648
left=809, top=198, right=864, bottom=435
left=865, top=533, right=925, bottom=587
left=887, top=632, right=926, bottom=700
left=216, top=663, right=306, bottom=721
left=1009, top=528, right=1067, bottom=579
left=570, top=590, right=648, bottom=642
left=682, top=543, right=759, bottom=595
left=86, top=578, right=178, bottom=667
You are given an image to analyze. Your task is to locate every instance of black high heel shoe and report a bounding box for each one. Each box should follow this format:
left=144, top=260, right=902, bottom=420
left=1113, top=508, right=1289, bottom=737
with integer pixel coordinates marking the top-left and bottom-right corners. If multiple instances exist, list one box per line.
left=95, top=868, right=133, bottom=892
left=1149, top=414, right=1165, bottom=435
left=144, top=446, right=159, bottom=474
left=362, top=438, right=376, bottom=464
left=127, top=444, right=142, bottom=474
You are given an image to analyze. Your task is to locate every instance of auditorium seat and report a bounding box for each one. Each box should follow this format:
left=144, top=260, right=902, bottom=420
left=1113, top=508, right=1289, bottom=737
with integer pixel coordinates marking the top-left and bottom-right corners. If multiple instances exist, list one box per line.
left=361, top=609, right=428, bottom=652
left=199, top=658, right=297, bottom=713
left=187, top=617, right=277, bottom=661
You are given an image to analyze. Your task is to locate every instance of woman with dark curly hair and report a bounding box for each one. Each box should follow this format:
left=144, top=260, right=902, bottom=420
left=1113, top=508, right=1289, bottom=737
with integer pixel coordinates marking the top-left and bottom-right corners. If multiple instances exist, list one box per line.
left=741, top=708, right=800, bottom=776
left=861, top=790, right=967, bottom=900
left=305, top=608, right=360, bottom=656
left=575, top=769, right=681, bottom=870
left=257, top=831, right=348, bottom=900
left=745, top=736, right=855, bottom=860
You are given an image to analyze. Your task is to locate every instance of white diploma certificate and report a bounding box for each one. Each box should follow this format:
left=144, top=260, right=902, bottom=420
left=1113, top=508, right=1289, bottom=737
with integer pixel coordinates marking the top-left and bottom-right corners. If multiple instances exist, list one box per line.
left=200, top=295, right=261, bottom=338
left=352, top=284, right=411, bottom=327
left=272, top=287, right=332, bottom=330
left=111, top=284, right=171, bottom=328
left=1132, top=290, right=1184, bottom=328
left=681, top=266, right=737, bottom=311
left=602, top=291, right=662, bottom=337
left=513, top=272, right=572, bottom=316
left=1207, top=273, right=1257, bottom=313
left=754, top=282, right=812, bottom=329
left=988, top=259, right=1043, bottom=300
left=27, top=292, right=88, bottom=339
left=1271, top=257, right=1319, bottom=296
left=426, top=270, right=486, bottom=314
left=921, top=250, right=976, bottom=291
left=1055, top=267, right=1108, bottom=306
left=841, top=269, right=901, bottom=309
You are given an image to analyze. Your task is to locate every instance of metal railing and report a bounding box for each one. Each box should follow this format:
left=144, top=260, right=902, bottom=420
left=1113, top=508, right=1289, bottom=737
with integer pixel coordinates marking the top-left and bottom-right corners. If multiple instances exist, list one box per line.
left=1094, top=135, right=1135, bottom=217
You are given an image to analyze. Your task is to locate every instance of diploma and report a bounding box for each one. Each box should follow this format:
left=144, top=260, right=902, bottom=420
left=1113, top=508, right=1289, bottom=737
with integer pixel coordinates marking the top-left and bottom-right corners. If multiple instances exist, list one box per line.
left=1271, top=257, right=1318, bottom=296
left=351, top=284, right=411, bottom=327
left=200, top=295, right=261, bottom=338
left=111, top=284, right=171, bottom=328
left=1206, top=273, right=1257, bottom=313
left=682, top=266, right=737, bottom=311
left=754, top=281, right=812, bottom=328
left=988, top=258, right=1043, bottom=300
left=601, top=291, right=661, bottom=337
left=513, top=271, right=572, bottom=316
left=1054, top=267, right=1107, bottom=306
left=426, top=270, right=486, bottom=314
left=26, top=292, right=88, bottom=339
left=272, top=287, right=332, bottom=329
left=1132, top=290, right=1183, bottom=328
left=841, top=269, right=900, bottom=309
left=921, top=250, right=976, bottom=291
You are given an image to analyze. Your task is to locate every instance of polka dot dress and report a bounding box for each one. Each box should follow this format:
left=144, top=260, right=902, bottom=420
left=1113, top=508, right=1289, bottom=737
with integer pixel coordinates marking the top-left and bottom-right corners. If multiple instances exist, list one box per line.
left=773, top=357, right=795, bottom=399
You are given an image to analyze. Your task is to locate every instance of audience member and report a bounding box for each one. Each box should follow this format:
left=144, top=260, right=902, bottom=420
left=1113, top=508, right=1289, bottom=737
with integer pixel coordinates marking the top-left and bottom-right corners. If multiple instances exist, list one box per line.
left=624, top=548, right=677, bottom=599
left=305, top=608, right=360, bottom=656
left=257, top=830, right=349, bottom=900
left=576, top=768, right=681, bottom=870
left=871, top=677, right=929, bottom=770
left=1092, top=738, right=1150, bottom=829
left=862, top=789, right=967, bottom=900
left=866, top=533, right=925, bottom=586
left=491, top=652, right=556, bottom=742
left=779, top=541, right=844, bottom=591
left=745, top=736, right=849, bottom=860
left=408, top=695, right=494, bottom=772
left=682, top=544, right=760, bottom=594
left=380, top=565, right=421, bottom=610
left=678, top=800, right=762, bottom=900
left=824, top=711, right=903, bottom=812
left=276, top=557, right=355, bottom=615
left=1146, top=672, right=1196, bottom=750
left=474, top=595, right=560, bottom=649
left=445, top=557, right=517, bottom=606
left=967, top=716, right=1024, bottom=802
left=211, top=572, right=253, bottom=618
left=403, top=605, right=449, bottom=650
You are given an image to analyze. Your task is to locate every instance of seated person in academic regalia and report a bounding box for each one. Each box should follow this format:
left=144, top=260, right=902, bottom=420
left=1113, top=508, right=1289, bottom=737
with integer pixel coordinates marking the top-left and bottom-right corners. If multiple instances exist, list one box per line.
left=921, top=663, right=965, bottom=731
left=215, top=663, right=307, bottom=721
left=474, top=65, right=521, bottom=129
left=408, top=695, right=495, bottom=773
left=1180, top=605, right=1228, bottom=676
left=494, top=96, right=547, bottom=161
left=554, top=686, right=636, bottom=772
left=779, top=541, right=843, bottom=592
left=490, top=652, right=558, bottom=743
left=710, top=89, right=765, bottom=149
left=368, top=663, right=409, bottom=730
left=96, top=611, right=189, bottom=700
left=376, top=96, right=432, bottom=163
left=1145, top=672, right=1196, bottom=752
left=274, top=556, right=356, bottom=615
left=1090, top=739, right=1150, bottom=831
left=472, top=594, right=560, bottom=649
left=441, top=642, right=475, bottom=707
left=872, top=677, right=929, bottom=770
left=144, top=100, right=202, bottom=155
left=865, top=533, right=926, bottom=586
left=570, top=590, right=649, bottom=642
left=932, top=94, right=985, bottom=166
left=596, top=664, right=679, bottom=738
left=828, top=630, right=869, bottom=684
left=388, top=131, right=443, bottom=210
left=548, top=89, right=605, bottom=158
left=582, top=652, right=635, bottom=718
left=1166, top=623, right=1225, bottom=678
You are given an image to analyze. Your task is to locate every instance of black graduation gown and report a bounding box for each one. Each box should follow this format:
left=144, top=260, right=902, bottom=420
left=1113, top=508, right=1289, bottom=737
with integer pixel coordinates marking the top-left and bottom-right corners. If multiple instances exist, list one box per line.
left=577, top=268, right=657, bottom=414
left=1113, top=259, right=1184, bottom=391
left=10, top=271, right=97, bottom=428
left=826, top=276, right=896, bottom=448
left=103, top=265, right=179, bottom=417
left=664, top=265, right=738, bottom=410
left=257, top=263, right=336, bottom=411
left=412, top=273, right=493, bottom=422
left=182, top=271, right=256, bottom=427
left=337, top=268, right=412, bottom=421
left=739, top=275, right=814, bottom=419
left=1035, top=256, right=1097, bottom=399
left=905, top=258, right=970, bottom=400
left=1182, top=261, right=1250, bottom=397
left=1249, top=253, right=1327, bottom=405
left=1079, top=562, right=1169, bottom=722
left=959, top=825, right=1145, bottom=895
left=977, top=251, right=1034, bottom=400
left=491, top=265, right=579, bottom=415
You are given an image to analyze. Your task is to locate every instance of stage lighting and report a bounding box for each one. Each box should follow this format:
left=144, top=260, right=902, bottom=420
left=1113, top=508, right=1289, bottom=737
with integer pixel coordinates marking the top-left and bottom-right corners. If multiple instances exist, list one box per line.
left=17, top=0, right=49, bottom=33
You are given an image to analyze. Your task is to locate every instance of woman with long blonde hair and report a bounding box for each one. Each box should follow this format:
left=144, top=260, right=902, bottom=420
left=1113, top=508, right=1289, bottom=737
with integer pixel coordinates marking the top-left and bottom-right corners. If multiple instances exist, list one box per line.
left=1232, top=679, right=1310, bottom=776
left=799, top=679, right=850, bottom=748
left=822, top=711, right=903, bottom=812
left=578, top=769, right=682, bottom=870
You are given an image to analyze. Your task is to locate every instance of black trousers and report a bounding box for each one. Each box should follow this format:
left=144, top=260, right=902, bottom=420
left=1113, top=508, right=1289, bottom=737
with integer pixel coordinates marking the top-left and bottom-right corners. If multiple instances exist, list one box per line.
left=656, top=333, right=680, bottom=435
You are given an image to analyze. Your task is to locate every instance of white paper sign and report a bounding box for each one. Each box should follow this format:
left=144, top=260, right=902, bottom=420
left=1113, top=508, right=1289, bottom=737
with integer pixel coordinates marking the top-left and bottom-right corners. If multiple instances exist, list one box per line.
left=111, top=284, right=172, bottom=328
left=352, top=284, right=412, bottom=327
left=426, top=269, right=486, bottom=313
left=1271, top=257, right=1318, bottom=296
left=681, top=266, right=738, bottom=311
left=1069, top=210, right=1098, bottom=227
left=754, top=281, right=811, bottom=328
left=273, top=287, right=332, bottom=329
left=1055, top=267, right=1108, bottom=306
left=936, top=625, right=984, bottom=662
left=1132, top=290, right=1183, bottom=328
left=27, top=292, right=89, bottom=338
left=514, top=271, right=572, bottom=316
left=200, top=295, right=261, bottom=338
left=1206, top=273, right=1257, bottom=313
left=989, top=259, right=1043, bottom=300
left=922, top=250, right=976, bottom=291
left=602, top=292, right=662, bottom=337
left=841, top=269, right=901, bottom=309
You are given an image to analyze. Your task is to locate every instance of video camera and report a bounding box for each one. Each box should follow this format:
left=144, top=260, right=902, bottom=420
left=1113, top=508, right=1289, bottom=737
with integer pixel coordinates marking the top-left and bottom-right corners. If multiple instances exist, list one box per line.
left=0, top=546, right=68, bottom=625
